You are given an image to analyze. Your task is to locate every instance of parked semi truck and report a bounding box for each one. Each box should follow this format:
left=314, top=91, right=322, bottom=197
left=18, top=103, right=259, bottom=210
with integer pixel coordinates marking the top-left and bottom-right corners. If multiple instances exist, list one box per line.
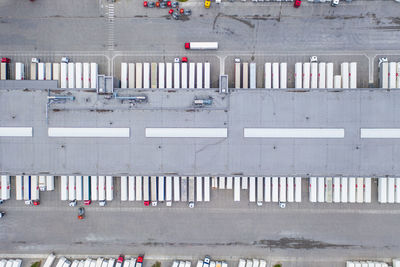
left=185, top=42, right=218, bottom=50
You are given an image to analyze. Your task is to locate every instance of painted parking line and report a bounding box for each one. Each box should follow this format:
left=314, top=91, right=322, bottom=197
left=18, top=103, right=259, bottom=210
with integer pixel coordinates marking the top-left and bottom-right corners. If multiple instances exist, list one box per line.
left=244, top=128, right=345, bottom=138
left=0, top=127, right=32, bottom=137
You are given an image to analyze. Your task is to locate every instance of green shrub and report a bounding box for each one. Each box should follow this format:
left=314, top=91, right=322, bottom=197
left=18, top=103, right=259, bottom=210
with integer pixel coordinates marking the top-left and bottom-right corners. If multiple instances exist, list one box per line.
left=152, top=262, right=161, bottom=267
left=31, top=262, right=41, bottom=267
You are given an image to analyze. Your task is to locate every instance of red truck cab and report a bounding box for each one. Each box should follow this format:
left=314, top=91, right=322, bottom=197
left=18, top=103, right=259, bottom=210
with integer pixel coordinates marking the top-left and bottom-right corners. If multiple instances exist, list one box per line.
left=294, top=0, right=301, bottom=7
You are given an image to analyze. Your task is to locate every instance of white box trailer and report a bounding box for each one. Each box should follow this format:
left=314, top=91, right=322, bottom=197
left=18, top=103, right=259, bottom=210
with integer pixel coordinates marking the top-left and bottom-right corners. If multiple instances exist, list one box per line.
left=242, top=62, right=249, bottom=89
left=0, top=63, right=7, bottom=80
left=82, top=63, right=90, bottom=88
left=287, top=177, right=294, bottom=202
left=235, top=62, right=241, bottom=89
left=219, top=176, right=225, bottom=189
left=196, top=62, right=203, bottom=88
left=326, top=62, right=334, bottom=88
left=264, top=177, right=271, bottom=202
left=309, top=177, right=317, bottom=202
left=311, top=62, right=318, bottom=89
left=121, top=62, right=128, bottom=88
left=60, top=63, right=68, bottom=88
left=76, top=176, right=83, bottom=201
left=389, top=62, right=397, bottom=89
left=75, top=63, right=83, bottom=88
left=397, top=62, right=400, bottom=88
left=257, top=176, right=263, bottom=205
left=356, top=177, right=364, bottom=203
left=45, top=63, right=52, bottom=80
left=396, top=178, right=400, bottom=203
left=16, top=175, right=23, bottom=200
left=295, top=177, right=301, bottom=202
left=388, top=177, right=395, bottom=203
left=294, top=62, right=302, bottom=88
left=280, top=62, right=287, bottom=89
left=151, top=62, right=157, bottom=89
left=121, top=176, right=128, bottom=201
left=173, top=176, right=180, bottom=201
left=98, top=176, right=106, bottom=201
left=135, top=176, right=142, bottom=201
left=341, top=177, right=348, bottom=203
left=38, top=62, right=45, bottom=80
left=107, top=259, right=115, bottom=267
left=128, top=176, right=135, bottom=201
left=127, top=63, right=135, bottom=88
left=69, top=176, right=76, bottom=201
left=380, top=62, right=389, bottom=88
left=158, top=176, right=165, bottom=202
left=174, top=62, right=180, bottom=89
left=333, top=177, right=341, bottom=203
left=350, top=62, right=357, bottom=89
left=31, top=175, right=39, bottom=200
left=204, top=62, right=211, bottom=89
left=348, top=177, right=356, bottom=203
left=204, top=176, right=210, bottom=202
left=188, top=176, right=195, bottom=207
left=105, top=176, right=113, bottom=201
left=264, top=62, right=272, bottom=89
left=166, top=176, right=172, bottom=206
left=166, top=63, right=172, bottom=88
left=303, top=63, right=310, bottom=89
left=181, top=62, right=188, bottom=88
left=185, top=42, right=218, bottom=50
left=53, top=63, right=60, bottom=86
left=83, top=176, right=90, bottom=201
left=90, top=63, right=98, bottom=89
left=226, top=176, right=233, bottom=189
left=234, top=176, right=240, bottom=201
left=1, top=176, right=10, bottom=200
left=325, top=177, right=332, bottom=203
left=341, top=62, right=349, bottom=89
left=189, top=62, right=195, bottom=89
left=15, top=63, right=25, bottom=80
left=334, top=75, right=342, bottom=88
left=143, top=176, right=150, bottom=202
left=134, top=62, right=143, bottom=88
left=249, top=63, right=256, bottom=89
left=158, top=62, right=164, bottom=88
left=318, top=62, right=326, bottom=89
left=241, top=176, right=248, bottom=189
left=91, top=176, right=98, bottom=201
left=317, top=177, right=324, bottom=202
left=272, top=177, right=279, bottom=202
left=143, top=62, right=150, bottom=88
left=61, top=176, right=68, bottom=200
left=364, top=177, right=372, bottom=203
left=23, top=176, right=30, bottom=201
left=249, top=176, right=256, bottom=202
left=150, top=176, right=158, bottom=205
left=272, top=62, right=279, bottom=89
left=378, top=178, right=388, bottom=203
left=181, top=176, right=188, bottom=202
left=196, top=176, right=203, bottom=201
left=43, top=253, right=56, bottom=267
left=68, top=63, right=75, bottom=88
left=279, top=177, right=287, bottom=202
left=39, top=175, right=46, bottom=191
left=30, top=62, right=37, bottom=80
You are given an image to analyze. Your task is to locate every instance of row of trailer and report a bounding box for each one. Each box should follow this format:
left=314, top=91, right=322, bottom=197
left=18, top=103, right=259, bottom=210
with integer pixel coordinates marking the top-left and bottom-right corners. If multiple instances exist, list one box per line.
left=60, top=176, right=113, bottom=203
left=0, top=259, right=22, bottom=267
left=232, top=177, right=302, bottom=205
left=309, top=177, right=371, bottom=203
left=120, top=176, right=211, bottom=207
left=234, top=62, right=268, bottom=89
left=380, top=61, right=400, bottom=89
left=237, top=259, right=266, bottom=267
left=377, top=177, right=400, bottom=204
left=54, top=257, right=118, bottom=267
left=24, top=62, right=98, bottom=89
left=295, top=62, right=357, bottom=89
left=14, top=176, right=55, bottom=203
left=120, top=62, right=211, bottom=89
left=347, top=261, right=398, bottom=267
left=0, top=62, right=9, bottom=80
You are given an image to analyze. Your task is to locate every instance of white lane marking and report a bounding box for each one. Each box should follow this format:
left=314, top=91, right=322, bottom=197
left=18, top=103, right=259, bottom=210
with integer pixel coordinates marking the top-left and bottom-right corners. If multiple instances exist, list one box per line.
left=244, top=128, right=345, bottom=138
left=0, top=127, right=33, bottom=137
left=361, top=128, right=400, bottom=138
left=145, top=128, right=228, bottom=138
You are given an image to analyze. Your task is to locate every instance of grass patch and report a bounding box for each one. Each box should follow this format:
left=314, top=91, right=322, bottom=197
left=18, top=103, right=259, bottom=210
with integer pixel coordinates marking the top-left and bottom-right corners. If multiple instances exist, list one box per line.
left=273, top=264, right=282, bottom=267
left=178, top=0, right=188, bottom=2
left=31, top=262, right=41, bottom=267
left=152, top=262, right=161, bottom=267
